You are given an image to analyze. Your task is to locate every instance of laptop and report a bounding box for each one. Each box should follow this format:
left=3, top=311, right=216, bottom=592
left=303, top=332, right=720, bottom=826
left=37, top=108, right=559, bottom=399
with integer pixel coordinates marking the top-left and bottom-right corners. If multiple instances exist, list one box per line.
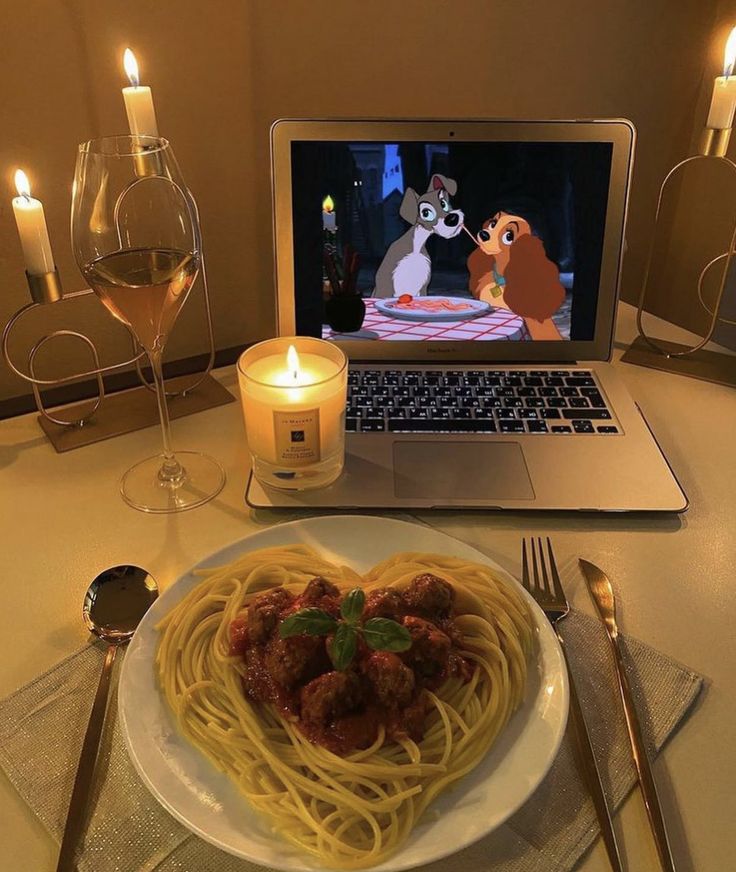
left=246, top=118, right=687, bottom=512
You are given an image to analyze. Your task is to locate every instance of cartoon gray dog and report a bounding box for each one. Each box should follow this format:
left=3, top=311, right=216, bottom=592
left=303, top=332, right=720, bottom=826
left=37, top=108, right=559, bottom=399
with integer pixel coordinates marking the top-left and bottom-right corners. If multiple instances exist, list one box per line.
left=372, top=174, right=465, bottom=299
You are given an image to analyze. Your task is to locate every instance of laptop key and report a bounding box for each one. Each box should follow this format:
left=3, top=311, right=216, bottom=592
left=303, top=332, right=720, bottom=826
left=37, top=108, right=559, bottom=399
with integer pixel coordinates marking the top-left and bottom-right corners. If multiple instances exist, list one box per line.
left=527, top=421, right=549, bottom=433
left=388, top=419, right=497, bottom=433
left=572, top=420, right=595, bottom=433
left=565, top=376, right=596, bottom=386
left=541, top=408, right=562, bottom=419
left=539, top=387, right=559, bottom=397
left=497, top=409, right=517, bottom=419
left=346, top=418, right=359, bottom=432
left=517, top=387, right=537, bottom=397
left=525, top=398, right=545, bottom=408
left=453, top=409, right=473, bottom=419
left=360, top=419, right=385, bottom=432
left=503, top=377, right=522, bottom=387
left=560, top=387, right=580, bottom=397
left=598, top=426, right=619, bottom=433
left=581, top=387, right=602, bottom=397
left=551, top=425, right=573, bottom=433
left=547, top=397, right=568, bottom=408
left=519, top=409, right=539, bottom=419
left=568, top=397, right=591, bottom=408
left=545, top=376, right=564, bottom=386
left=523, top=377, right=543, bottom=387
left=562, top=409, right=612, bottom=420
left=500, top=420, right=526, bottom=433
left=504, top=397, right=523, bottom=408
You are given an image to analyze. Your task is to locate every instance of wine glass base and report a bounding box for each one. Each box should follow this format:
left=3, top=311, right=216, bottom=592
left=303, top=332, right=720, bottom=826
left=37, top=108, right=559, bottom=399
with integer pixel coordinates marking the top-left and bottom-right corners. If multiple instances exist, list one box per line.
left=120, top=451, right=225, bottom=513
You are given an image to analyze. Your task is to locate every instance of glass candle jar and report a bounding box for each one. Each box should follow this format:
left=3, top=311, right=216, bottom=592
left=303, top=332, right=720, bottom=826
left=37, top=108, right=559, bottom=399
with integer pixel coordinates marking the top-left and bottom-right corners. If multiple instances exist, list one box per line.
left=237, top=337, right=348, bottom=490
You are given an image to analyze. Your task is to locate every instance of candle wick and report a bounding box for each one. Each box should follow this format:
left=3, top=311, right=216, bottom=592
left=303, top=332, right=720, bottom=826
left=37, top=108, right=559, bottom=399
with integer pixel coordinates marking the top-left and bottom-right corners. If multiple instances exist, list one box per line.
left=21, top=193, right=31, bottom=203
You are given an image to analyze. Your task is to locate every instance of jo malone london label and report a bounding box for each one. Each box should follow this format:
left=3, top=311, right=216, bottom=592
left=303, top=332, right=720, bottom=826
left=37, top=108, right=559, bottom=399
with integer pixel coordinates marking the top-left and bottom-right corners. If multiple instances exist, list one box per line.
left=273, top=408, right=321, bottom=466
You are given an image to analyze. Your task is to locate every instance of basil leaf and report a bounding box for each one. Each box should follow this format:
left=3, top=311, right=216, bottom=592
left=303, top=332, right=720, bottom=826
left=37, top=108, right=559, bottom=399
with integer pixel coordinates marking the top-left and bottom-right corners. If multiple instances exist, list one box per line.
left=279, top=608, right=337, bottom=638
left=362, top=617, right=412, bottom=652
left=340, top=588, right=366, bottom=625
left=329, top=623, right=358, bottom=670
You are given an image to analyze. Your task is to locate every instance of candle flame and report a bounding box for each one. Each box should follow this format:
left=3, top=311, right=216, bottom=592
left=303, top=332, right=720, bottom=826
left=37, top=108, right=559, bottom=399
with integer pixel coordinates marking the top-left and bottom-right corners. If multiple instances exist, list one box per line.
left=724, top=26, right=736, bottom=77
left=287, top=344, right=300, bottom=381
left=123, top=48, right=140, bottom=87
left=14, top=169, right=31, bottom=199
left=322, top=194, right=335, bottom=213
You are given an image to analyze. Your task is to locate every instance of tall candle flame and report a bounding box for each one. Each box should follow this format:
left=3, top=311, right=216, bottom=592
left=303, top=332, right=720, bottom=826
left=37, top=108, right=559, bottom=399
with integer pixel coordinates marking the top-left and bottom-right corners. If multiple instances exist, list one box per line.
left=14, top=169, right=31, bottom=199
left=123, top=48, right=140, bottom=87
left=322, top=194, right=335, bottom=213
left=724, top=26, right=736, bottom=77
left=287, top=345, right=300, bottom=381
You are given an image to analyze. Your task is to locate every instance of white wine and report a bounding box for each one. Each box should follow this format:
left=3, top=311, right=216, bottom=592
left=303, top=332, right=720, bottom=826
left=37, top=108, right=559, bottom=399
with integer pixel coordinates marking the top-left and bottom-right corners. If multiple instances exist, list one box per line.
left=83, top=248, right=199, bottom=351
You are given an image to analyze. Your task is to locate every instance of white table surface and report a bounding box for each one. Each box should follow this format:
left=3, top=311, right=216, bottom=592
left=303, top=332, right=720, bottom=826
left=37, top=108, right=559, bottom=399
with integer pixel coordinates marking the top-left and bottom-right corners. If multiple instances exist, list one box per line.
left=0, top=303, right=733, bottom=872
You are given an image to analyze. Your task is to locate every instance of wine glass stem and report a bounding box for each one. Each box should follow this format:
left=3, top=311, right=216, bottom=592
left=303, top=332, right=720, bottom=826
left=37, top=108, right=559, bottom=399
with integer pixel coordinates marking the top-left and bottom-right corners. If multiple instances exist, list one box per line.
left=149, top=348, right=184, bottom=483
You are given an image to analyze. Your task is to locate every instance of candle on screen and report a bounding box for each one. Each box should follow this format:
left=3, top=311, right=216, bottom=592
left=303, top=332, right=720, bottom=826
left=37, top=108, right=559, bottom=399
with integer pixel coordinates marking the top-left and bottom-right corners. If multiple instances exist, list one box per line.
left=122, top=48, right=159, bottom=137
left=11, top=170, right=55, bottom=275
left=322, top=194, right=337, bottom=231
left=237, top=338, right=347, bottom=477
left=706, top=26, right=736, bottom=129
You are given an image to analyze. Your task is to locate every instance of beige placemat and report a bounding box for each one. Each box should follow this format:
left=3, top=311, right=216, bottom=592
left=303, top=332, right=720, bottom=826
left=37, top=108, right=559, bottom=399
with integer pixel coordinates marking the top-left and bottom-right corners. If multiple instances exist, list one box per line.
left=0, top=610, right=703, bottom=872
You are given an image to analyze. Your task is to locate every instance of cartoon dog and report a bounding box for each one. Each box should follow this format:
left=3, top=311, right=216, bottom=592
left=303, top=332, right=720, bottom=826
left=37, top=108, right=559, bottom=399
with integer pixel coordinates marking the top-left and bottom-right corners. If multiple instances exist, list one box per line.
left=467, top=210, right=565, bottom=340
left=372, top=174, right=465, bottom=298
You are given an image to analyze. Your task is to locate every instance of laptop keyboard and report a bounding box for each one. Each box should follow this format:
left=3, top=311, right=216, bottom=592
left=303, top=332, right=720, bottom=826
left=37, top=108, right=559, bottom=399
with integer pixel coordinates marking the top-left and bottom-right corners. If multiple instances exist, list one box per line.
left=346, top=368, right=620, bottom=435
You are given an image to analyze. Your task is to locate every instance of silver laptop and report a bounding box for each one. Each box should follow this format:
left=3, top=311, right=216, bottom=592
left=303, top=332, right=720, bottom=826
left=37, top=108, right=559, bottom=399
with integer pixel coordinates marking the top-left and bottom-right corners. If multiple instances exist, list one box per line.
left=246, top=118, right=687, bottom=512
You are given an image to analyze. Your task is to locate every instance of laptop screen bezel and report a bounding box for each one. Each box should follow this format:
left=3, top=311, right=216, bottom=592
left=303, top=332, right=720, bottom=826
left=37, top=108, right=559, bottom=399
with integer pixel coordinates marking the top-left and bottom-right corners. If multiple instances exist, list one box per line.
left=271, top=118, right=634, bottom=362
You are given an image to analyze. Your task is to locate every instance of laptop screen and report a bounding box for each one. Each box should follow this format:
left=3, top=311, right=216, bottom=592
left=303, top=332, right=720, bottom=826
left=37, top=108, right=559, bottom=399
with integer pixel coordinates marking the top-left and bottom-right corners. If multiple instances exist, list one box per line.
left=290, top=140, right=613, bottom=345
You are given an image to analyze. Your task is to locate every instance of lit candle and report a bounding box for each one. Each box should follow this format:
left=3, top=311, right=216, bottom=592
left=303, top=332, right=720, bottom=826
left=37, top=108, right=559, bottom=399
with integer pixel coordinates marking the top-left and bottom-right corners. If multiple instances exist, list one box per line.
left=11, top=169, right=55, bottom=275
left=706, top=26, right=736, bottom=129
left=122, top=48, right=159, bottom=137
left=237, top=338, right=348, bottom=489
left=322, top=194, right=337, bottom=231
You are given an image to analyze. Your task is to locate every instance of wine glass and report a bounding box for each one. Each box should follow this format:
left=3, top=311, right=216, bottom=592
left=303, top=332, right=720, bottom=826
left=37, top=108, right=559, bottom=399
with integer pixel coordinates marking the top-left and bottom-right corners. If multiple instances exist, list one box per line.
left=71, top=135, right=225, bottom=512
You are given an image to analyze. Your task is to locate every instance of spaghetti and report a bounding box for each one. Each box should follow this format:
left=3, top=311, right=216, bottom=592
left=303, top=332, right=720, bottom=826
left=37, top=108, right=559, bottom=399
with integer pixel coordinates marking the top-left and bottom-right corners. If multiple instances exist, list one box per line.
left=156, top=545, right=534, bottom=868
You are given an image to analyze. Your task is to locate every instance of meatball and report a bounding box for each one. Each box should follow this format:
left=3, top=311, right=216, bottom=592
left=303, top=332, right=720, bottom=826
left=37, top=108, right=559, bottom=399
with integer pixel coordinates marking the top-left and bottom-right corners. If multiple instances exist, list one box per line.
left=363, top=651, right=415, bottom=707
left=402, top=615, right=451, bottom=678
left=363, top=587, right=405, bottom=621
left=302, top=576, right=340, bottom=602
left=247, top=587, right=295, bottom=644
left=296, top=577, right=342, bottom=615
left=402, top=573, right=454, bottom=619
left=300, top=670, right=363, bottom=725
left=263, top=634, right=328, bottom=689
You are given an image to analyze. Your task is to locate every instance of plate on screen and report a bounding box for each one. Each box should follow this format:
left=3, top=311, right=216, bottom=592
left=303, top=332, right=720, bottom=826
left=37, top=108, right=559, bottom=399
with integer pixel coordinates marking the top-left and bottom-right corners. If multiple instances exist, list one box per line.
left=374, top=295, right=491, bottom=321
left=118, top=515, right=567, bottom=871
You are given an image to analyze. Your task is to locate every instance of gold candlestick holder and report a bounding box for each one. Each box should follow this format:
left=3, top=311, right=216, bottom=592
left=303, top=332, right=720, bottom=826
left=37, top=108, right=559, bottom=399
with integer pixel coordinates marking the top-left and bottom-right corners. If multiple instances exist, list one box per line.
left=623, top=126, right=736, bottom=387
left=2, top=181, right=234, bottom=452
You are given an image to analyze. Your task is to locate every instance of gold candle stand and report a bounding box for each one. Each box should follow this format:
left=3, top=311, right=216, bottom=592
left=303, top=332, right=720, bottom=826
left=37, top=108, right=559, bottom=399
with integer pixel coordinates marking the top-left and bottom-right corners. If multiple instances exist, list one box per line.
left=622, top=126, right=736, bottom=387
left=2, top=186, right=234, bottom=452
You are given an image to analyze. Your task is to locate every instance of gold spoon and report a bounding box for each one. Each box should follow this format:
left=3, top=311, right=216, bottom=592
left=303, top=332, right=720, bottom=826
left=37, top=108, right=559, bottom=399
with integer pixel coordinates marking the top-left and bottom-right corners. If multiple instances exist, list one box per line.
left=56, top=565, right=158, bottom=872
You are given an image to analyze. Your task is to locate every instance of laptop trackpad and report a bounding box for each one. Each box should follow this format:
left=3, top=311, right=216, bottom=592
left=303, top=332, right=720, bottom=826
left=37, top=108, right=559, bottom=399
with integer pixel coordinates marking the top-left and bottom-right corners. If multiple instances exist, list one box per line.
left=393, top=441, right=535, bottom=501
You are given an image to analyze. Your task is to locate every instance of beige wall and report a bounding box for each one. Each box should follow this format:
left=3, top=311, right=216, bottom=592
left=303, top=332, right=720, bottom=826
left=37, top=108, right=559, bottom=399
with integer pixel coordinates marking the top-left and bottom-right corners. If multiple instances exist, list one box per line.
left=0, top=0, right=721, bottom=405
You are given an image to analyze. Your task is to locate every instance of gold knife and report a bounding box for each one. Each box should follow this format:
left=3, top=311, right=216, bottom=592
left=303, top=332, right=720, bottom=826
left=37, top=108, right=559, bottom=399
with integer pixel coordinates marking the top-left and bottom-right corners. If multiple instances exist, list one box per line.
left=579, top=558, right=677, bottom=872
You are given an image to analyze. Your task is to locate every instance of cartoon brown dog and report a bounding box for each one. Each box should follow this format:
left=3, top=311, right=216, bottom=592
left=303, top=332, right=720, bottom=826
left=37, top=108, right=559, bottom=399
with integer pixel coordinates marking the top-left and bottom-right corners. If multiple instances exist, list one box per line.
left=467, top=211, right=565, bottom=340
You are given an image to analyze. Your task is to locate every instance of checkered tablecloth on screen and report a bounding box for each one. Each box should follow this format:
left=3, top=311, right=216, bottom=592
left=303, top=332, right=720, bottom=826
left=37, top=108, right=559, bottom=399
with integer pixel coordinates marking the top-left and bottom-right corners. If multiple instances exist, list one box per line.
left=324, top=298, right=530, bottom=341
